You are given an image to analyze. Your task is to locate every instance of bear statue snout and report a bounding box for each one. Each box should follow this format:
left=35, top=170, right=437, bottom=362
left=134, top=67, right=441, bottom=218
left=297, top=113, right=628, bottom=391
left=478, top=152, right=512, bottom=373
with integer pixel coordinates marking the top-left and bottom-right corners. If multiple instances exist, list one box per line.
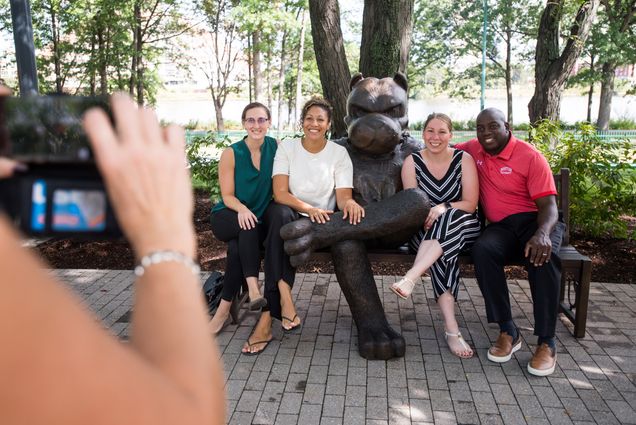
left=348, top=113, right=401, bottom=155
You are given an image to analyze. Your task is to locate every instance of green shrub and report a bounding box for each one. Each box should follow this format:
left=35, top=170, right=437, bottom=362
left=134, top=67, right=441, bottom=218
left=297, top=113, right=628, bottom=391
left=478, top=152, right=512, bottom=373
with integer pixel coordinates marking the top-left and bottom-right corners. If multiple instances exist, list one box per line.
left=530, top=120, right=636, bottom=238
left=410, top=120, right=424, bottom=131
left=184, top=120, right=199, bottom=130
left=452, top=118, right=476, bottom=131
left=411, top=118, right=477, bottom=131
left=223, top=119, right=243, bottom=130
left=185, top=133, right=232, bottom=203
left=609, top=117, right=636, bottom=130
left=512, top=122, right=531, bottom=131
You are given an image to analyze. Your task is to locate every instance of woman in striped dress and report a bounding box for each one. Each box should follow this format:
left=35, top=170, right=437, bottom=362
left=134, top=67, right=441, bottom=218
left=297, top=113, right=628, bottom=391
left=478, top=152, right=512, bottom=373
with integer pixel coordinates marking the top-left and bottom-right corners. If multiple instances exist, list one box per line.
left=390, top=113, right=480, bottom=359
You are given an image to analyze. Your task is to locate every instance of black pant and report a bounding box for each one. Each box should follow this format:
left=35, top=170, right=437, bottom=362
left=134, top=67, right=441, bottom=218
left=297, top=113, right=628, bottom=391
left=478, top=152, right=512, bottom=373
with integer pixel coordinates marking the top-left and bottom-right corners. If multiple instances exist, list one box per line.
left=471, top=212, right=565, bottom=337
left=210, top=202, right=296, bottom=320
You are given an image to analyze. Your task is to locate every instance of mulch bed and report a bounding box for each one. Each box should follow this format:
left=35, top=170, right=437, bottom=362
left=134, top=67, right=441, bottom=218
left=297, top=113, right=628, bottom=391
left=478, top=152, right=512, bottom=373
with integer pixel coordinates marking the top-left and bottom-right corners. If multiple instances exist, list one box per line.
left=36, top=190, right=636, bottom=284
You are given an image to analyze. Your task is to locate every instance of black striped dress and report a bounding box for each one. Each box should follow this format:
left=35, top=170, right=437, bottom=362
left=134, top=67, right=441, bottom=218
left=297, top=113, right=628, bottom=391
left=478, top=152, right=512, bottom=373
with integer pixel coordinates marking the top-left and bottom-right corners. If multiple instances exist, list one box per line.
left=409, top=149, right=481, bottom=300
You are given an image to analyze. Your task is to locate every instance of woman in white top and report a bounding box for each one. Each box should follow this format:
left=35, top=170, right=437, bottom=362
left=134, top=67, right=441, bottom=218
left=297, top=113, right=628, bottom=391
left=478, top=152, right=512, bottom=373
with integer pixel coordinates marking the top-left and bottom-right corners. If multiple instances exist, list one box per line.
left=241, top=97, right=365, bottom=354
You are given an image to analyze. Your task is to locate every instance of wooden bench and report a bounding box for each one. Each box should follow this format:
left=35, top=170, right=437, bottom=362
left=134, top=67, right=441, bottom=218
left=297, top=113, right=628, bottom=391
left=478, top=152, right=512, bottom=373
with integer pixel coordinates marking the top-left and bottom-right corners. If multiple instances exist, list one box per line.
left=230, top=168, right=592, bottom=338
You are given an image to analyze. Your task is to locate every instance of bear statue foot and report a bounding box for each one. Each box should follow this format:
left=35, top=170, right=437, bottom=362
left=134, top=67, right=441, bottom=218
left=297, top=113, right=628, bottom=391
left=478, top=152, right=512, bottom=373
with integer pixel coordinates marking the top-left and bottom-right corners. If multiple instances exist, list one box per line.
left=357, top=324, right=406, bottom=360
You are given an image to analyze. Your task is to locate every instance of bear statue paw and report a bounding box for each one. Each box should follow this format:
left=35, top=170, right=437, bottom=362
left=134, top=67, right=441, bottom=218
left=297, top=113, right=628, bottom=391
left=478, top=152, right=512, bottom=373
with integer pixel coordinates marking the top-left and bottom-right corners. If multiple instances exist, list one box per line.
left=357, top=325, right=406, bottom=360
left=281, top=217, right=316, bottom=267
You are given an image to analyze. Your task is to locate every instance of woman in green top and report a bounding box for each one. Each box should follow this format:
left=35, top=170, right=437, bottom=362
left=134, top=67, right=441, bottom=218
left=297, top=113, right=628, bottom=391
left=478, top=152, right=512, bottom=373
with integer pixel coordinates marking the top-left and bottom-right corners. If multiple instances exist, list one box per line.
left=208, top=103, right=297, bottom=337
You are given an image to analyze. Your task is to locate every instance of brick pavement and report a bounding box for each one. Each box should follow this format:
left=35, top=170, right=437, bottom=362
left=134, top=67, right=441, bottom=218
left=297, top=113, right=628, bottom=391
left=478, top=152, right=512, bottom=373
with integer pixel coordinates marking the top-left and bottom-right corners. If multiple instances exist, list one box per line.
left=55, top=269, right=636, bottom=425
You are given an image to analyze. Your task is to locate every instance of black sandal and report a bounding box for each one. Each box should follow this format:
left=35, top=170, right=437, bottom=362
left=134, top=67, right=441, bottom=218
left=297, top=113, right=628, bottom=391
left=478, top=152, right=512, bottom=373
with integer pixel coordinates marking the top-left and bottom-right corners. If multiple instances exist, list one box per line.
left=281, top=314, right=301, bottom=333
left=241, top=338, right=272, bottom=356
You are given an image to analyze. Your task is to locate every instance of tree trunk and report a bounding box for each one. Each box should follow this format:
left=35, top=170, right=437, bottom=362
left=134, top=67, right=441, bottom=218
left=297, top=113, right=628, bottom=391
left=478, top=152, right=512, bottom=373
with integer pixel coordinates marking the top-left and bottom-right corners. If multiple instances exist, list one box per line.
left=597, top=61, right=616, bottom=130
left=97, top=21, right=108, bottom=95
left=252, top=31, right=262, bottom=101
left=136, top=58, right=144, bottom=105
left=505, top=27, right=513, bottom=126
left=266, top=45, right=272, bottom=112
left=129, top=2, right=140, bottom=97
left=528, top=0, right=599, bottom=124
left=89, top=30, right=97, bottom=96
left=294, top=10, right=307, bottom=127
left=277, top=28, right=288, bottom=133
left=586, top=53, right=595, bottom=122
left=247, top=37, right=253, bottom=103
left=359, top=0, right=414, bottom=78
left=308, top=0, right=351, bottom=138
left=49, top=4, right=63, bottom=93
left=135, top=3, right=144, bottom=105
left=213, top=96, right=225, bottom=133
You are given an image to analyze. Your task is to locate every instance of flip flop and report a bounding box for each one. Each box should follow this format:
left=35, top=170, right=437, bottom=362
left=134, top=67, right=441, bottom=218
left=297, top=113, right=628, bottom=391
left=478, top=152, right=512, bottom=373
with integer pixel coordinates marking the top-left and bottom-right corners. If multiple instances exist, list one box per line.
left=248, top=297, right=267, bottom=311
left=282, top=314, right=301, bottom=333
left=241, top=338, right=272, bottom=356
left=444, top=331, right=474, bottom=359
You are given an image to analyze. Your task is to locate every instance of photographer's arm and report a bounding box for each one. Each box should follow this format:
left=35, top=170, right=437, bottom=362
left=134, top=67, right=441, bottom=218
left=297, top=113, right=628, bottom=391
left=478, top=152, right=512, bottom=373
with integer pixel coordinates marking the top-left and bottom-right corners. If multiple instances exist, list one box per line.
left=0, top=94, right=224, bottom=424
left=0, top=158, right=25, bottom=178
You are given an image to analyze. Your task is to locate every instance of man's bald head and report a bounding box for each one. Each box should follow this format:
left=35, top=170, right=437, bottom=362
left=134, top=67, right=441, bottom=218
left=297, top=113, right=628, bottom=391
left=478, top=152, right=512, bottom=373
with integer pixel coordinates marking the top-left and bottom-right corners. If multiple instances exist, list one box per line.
left=477, top=108, right=506, bottom=123
left=476, top=108, right=510, bottom=155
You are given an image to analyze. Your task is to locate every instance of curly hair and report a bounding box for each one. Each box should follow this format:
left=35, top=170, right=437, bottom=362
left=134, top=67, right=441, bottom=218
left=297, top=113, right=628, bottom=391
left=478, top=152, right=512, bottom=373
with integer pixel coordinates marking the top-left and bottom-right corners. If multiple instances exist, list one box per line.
left=300, top=97, right=333, bottom=123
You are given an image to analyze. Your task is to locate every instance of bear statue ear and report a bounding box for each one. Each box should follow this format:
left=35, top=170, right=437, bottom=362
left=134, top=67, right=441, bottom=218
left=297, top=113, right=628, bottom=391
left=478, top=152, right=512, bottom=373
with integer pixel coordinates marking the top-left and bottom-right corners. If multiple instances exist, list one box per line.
left=393, top=72, right=408, bottom=92
left=350, top=73, right=365, bottom=90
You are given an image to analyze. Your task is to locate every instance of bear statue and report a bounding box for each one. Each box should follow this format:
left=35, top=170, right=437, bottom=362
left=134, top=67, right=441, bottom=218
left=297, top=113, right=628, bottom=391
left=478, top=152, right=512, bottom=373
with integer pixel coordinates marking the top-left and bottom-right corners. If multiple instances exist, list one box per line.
left=281, top=72, right=431, bottom=360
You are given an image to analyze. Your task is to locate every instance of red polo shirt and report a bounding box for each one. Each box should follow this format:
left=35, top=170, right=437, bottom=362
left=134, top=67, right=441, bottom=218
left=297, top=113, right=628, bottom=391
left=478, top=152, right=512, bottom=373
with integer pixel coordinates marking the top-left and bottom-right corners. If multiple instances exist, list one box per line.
left=455, top=135, right=556, bottom=223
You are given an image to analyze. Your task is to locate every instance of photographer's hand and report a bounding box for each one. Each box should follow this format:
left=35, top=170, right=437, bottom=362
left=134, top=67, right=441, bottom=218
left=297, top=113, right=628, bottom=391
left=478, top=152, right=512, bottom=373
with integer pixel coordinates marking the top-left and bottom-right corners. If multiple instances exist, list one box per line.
left=0, top=158, right=25, bottom=179
left=0, top=92, right=223, bottom=425
left=84, top=93, right=195, bottom=258
left=81, top=93, right=223, bottom=422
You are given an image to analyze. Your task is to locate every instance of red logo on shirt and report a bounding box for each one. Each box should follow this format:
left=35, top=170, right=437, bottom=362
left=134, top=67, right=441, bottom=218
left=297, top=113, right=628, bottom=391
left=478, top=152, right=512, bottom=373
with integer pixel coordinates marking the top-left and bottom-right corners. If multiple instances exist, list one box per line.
left=500, top=166, right=512, bottom=175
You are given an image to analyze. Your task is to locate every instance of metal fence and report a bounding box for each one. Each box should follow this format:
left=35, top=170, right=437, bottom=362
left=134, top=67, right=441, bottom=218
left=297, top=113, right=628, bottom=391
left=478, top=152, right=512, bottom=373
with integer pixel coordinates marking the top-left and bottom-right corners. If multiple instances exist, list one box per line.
left=185, top=129, right=636, bottom=145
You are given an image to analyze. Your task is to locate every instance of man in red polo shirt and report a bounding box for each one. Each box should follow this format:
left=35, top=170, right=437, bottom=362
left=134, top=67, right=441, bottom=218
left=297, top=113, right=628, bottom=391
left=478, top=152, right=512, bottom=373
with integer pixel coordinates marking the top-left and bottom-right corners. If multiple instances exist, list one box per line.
left=455, top=108, right=565, bottom=376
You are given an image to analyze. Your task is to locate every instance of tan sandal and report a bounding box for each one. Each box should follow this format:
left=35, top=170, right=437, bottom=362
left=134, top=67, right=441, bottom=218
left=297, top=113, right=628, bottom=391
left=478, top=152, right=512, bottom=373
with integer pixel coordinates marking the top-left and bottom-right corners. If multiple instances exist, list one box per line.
left=390, top=277, right=416, bottom=299
left=444, top=331, right=474, bottom=359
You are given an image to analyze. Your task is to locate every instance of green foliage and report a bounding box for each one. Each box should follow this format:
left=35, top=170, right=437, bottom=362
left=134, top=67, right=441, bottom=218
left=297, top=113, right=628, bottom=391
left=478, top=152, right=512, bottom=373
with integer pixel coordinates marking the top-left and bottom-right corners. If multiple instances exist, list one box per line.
left=451, top=119, right=477, bottom=131
left=530, top=120, right=636, bottom=238
left=223, top=119, right=243, bottom=130
left=185, top=132, right=232, bottom=202
left=609, top=117, right=636, bottom=130
left=512, top=122, right=532, bottom=131
left=184, top=120, right=200, bottom=130
left=5, top=0, right=184, bottom=101
left=409, top=0, right=541, bottom=99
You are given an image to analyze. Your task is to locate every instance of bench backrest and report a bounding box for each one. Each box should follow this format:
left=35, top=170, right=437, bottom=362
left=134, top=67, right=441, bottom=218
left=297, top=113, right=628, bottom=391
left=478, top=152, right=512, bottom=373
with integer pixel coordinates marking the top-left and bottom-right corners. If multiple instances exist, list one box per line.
left=554, top=168, right=570, bottom=246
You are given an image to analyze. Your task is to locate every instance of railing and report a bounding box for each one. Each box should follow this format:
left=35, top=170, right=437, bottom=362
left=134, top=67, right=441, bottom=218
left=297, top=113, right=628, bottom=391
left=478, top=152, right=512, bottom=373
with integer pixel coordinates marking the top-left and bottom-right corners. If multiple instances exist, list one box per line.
left=185, top=130, right=299, bottom=144
left=185, top=129, right=636, bottom=145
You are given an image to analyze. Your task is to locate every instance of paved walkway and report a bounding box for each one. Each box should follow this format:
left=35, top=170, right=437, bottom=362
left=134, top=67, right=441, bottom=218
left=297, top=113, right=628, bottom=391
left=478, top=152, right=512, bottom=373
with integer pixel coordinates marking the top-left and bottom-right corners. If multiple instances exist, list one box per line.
left=55, top=270, right=636, bottom=425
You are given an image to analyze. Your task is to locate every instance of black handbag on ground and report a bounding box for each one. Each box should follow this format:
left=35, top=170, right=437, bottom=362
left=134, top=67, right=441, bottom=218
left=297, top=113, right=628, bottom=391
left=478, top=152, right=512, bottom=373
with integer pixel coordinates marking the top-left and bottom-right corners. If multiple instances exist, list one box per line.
left=202, top=271, right=224, bottom=315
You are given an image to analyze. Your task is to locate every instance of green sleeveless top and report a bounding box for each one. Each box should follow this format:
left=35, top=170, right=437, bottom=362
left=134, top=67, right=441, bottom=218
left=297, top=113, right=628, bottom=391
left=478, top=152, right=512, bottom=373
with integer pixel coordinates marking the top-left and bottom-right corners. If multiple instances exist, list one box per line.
left=212, top=136, right=277, bottom=219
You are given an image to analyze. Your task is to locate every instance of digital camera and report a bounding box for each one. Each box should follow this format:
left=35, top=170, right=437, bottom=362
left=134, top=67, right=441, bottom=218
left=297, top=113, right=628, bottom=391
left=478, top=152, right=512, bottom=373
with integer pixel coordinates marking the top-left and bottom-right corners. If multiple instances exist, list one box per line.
left=0, top=95, right=121, bottom=237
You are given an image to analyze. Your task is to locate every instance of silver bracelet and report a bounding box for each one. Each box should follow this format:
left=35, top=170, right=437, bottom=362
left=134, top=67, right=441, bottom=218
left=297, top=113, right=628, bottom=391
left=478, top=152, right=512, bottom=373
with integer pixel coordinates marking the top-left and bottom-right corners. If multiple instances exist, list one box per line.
left=134, top=250, right=200, bottom=277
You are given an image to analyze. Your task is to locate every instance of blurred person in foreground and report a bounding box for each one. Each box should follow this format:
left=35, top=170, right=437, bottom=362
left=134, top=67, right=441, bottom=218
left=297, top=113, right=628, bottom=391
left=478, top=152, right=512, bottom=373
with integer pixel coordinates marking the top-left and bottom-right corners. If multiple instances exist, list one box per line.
left=0, top=89, right=225, bottom=424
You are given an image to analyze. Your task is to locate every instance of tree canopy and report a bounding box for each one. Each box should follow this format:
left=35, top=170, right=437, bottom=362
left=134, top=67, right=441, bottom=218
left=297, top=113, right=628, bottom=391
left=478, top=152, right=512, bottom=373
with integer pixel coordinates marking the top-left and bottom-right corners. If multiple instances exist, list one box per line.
left=1, top=0, right=635, bottom=128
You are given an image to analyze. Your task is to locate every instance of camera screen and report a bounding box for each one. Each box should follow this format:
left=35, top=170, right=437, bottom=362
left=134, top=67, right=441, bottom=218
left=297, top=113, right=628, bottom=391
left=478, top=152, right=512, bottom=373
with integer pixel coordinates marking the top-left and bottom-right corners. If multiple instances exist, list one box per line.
left=31, top=180, right=107, bottom=232
left=0, top=96, right=110, bottom=162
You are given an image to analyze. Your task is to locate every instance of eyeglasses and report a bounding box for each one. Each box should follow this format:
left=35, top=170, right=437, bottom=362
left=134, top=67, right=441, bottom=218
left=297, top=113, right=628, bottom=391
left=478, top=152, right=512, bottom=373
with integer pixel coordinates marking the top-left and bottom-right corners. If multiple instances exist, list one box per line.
left=244, top=117, right=269, bottom=125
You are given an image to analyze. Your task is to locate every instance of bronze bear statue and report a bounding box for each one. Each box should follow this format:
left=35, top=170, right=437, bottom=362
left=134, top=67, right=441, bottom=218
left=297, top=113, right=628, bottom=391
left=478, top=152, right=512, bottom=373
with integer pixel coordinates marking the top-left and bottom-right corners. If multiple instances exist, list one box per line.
left=281, top=73, right=430, bottom=360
